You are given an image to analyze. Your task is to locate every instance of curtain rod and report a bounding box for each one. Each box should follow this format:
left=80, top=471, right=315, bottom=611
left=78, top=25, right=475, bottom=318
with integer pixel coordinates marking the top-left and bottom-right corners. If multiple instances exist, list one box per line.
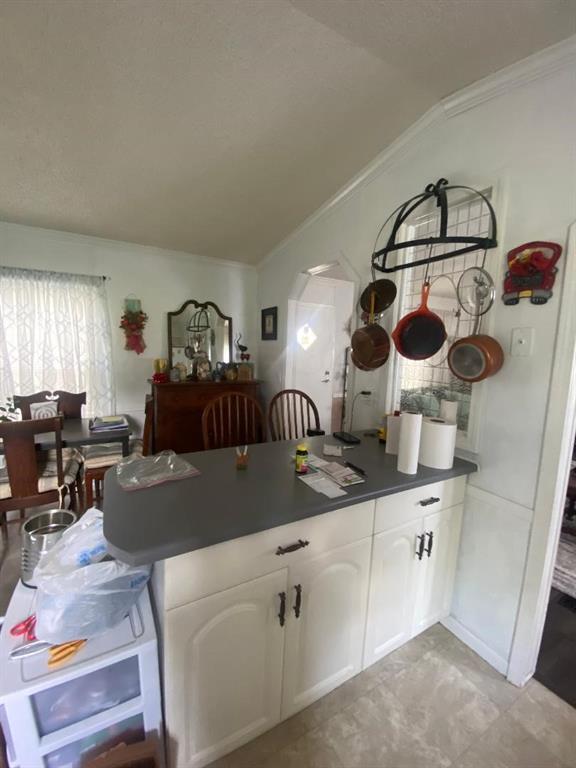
left=0, top=265, right=110, bottom=281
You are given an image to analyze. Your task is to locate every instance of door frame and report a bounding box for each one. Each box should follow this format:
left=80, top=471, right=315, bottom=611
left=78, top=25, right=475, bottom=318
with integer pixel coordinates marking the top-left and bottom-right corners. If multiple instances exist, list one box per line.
left=284, top=255, right=360, bottom=421
left=507, top=221, right=576, bottom=686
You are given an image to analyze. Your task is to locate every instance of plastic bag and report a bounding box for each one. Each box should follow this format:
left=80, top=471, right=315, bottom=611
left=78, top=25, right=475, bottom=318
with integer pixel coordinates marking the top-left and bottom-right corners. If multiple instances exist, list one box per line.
left=35, top=509, right=150, bottom=644
left=115, top=449, right=199, bottom=491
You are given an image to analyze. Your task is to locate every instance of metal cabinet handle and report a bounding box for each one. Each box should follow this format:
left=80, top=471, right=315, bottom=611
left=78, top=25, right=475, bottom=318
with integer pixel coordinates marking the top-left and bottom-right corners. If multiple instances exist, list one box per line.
left=425, top=531, right=434, bottom=558
left=419, top=497, right=440, bottom=507
left=293, top=584, right=302, bottom=618
left=276, top=539, right=310, bottom=556
left=278, top=592, right=286, bottom=627
left=415, top=534, right=425, bottom=561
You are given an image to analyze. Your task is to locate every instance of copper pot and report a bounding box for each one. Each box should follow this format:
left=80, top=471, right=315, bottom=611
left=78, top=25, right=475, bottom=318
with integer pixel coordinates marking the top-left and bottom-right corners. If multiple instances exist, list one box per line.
left=448, top=334, right=504, bottom=382
left=351, top=324, right=390, bottom=370
left=350, top=349, right=383, bottom=371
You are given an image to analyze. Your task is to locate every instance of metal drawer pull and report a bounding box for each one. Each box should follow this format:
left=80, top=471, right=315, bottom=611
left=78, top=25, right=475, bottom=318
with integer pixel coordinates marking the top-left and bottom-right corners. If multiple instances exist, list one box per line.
left=293, top=584, right=302, bottom=618
left=419, top=496, right=440, bottom=507
left=278, top=592, right=287, bottom=627
left=415, top=534, right=425, bottom=561
left=276, top=539, right=310, bottom=555
left=426, top=531, right=434, bottom=558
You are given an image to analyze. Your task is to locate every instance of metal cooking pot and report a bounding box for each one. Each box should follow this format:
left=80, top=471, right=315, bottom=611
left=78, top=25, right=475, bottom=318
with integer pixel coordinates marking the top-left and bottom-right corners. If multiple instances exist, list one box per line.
left=351, top=324, right=390, bottom=370
left=447, top=334, right=504, bottom=382
left=21, top=509, right=77, bottom=587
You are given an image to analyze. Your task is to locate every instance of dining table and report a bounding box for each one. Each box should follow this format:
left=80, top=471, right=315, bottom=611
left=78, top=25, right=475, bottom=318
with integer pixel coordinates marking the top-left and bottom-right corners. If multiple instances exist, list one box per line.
left=0, top=418, right=132, bottom=456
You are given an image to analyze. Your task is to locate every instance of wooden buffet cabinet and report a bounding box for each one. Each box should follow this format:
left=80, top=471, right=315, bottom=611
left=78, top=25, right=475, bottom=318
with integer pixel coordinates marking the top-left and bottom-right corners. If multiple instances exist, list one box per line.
left=150, top=380, right=261, bottom=453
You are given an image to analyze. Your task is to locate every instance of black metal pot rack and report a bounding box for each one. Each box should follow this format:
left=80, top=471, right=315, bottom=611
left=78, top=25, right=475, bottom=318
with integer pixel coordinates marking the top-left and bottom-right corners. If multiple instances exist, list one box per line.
left=371, top=178, right=497, bottom=274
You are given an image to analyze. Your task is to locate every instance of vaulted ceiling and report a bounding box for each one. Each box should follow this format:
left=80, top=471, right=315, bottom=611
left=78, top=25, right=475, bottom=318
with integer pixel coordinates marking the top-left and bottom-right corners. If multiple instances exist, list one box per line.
left=0, top=0, right=574, bottom=263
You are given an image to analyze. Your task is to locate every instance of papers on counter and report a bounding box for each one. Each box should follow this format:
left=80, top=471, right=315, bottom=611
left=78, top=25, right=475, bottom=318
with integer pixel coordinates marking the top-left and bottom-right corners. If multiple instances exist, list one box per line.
left=299, top=473, right=347, bottom=498
left=299, top=453, right=366, bottom=498
left=322, top=444, right=343, bottom=457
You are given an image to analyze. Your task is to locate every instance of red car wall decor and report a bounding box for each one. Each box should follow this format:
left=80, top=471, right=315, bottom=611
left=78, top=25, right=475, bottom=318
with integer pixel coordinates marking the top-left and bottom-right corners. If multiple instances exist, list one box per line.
left=502, top=241, right=562, bottom=305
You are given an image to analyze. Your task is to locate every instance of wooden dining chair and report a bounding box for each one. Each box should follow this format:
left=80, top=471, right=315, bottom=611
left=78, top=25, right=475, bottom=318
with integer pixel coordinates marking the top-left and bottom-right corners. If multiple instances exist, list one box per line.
left=13, top=390, right=86, bottom=419
left=0, top=417, right=83, bottom=535
left=13, top=391, right=52, bottom=420
left=202, top=393, right=266, bottom=450
left=268, top=389, right=324, bottom=441
left=53, top=391, right=86, bottom=418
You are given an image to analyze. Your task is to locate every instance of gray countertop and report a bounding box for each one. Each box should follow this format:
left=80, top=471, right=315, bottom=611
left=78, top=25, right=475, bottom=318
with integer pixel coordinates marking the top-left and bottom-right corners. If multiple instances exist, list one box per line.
left=103, top=433, right=477, bottom=565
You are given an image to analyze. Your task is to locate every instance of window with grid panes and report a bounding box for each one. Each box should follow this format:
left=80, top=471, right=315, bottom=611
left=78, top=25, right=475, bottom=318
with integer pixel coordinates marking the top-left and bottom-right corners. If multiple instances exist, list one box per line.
left=392, top=191, right=492, bottom=437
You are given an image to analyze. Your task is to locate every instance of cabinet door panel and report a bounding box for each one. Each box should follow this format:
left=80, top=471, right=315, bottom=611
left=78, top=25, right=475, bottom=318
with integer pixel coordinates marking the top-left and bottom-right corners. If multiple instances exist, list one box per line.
left=281, top=538, right=371, bottom=719
left=164, top=569, right=287, bottom=768
left=414, top=504, right=463, bottom=634
left=363, top=519, right=423, bottom=668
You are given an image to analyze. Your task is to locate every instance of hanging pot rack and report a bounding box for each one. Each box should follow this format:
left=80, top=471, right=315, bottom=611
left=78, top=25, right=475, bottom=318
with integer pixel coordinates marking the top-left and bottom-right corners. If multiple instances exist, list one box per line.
left=371, top=178, right=498, bottom=275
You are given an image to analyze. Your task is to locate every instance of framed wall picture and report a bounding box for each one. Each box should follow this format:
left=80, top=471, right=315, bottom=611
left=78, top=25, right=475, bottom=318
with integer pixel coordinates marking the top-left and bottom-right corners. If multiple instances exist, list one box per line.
left=261, top=306, right=278, bottom=341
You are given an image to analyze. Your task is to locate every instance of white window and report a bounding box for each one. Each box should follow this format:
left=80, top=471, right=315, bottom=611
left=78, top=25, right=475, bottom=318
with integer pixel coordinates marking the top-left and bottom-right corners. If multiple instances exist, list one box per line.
left=390, top=190, right=493, bottom=450
left=0, top=267, right=115, bottom=417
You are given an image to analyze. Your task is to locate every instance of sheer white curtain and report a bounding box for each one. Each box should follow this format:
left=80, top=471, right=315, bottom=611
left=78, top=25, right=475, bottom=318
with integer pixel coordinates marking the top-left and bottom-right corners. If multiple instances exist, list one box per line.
left=0, top=267, right=115, bottom=417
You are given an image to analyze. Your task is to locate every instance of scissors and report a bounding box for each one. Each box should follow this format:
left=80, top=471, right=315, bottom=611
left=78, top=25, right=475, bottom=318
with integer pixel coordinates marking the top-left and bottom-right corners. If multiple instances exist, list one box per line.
left=10, top=615, right=37, bottom=642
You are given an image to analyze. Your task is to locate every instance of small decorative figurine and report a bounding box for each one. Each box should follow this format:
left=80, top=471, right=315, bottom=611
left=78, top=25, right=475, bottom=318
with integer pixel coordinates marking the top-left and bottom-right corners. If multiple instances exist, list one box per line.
left=235, top=333, right=250, bottom=361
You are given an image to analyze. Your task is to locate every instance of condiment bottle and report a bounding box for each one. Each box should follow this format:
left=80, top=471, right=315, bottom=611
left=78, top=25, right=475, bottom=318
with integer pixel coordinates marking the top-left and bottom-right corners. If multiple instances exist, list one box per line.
left=295, top=443, right=309, bottom=474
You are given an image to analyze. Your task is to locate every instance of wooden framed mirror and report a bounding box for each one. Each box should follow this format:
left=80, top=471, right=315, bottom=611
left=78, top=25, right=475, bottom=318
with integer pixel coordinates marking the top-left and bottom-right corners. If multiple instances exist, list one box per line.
left=168, top=300, right=233, bottom=370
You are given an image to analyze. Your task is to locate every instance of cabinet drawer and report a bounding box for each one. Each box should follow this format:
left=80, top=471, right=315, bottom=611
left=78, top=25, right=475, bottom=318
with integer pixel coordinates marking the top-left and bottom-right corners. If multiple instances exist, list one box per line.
left=163, top=501, right=375, bottom=609
left=374, top=477, right=466, bottom=533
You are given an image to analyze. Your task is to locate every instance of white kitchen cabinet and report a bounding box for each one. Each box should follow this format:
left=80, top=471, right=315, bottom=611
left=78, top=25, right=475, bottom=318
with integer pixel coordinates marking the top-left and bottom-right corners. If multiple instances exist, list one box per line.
left=164, top=569, right=287, bottom=768
left=413, top=504, right=463, bottom=634
left=281, top=538, right=371, bottom=719
left=363, top=519, right=423, bottom=666
left=364, top=503, right=463, bottom=668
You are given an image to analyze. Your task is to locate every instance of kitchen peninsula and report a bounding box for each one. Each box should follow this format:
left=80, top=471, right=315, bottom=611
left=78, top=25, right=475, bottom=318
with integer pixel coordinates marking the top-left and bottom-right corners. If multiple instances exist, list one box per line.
left=104, top=435, right=476, bottom=768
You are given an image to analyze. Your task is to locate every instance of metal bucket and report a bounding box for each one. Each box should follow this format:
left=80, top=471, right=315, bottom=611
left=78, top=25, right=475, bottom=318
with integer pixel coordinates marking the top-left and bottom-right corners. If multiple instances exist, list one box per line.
left=21, top=509, right=77, bottom=588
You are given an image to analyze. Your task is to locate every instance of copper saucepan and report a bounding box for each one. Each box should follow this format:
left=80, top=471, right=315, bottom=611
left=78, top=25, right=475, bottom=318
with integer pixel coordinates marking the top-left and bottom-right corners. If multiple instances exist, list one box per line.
left=447, top=334, right=504, bottom=382
left=351, top=290, right=390, bottom=370
left=392, top=281, right=447, bottom=360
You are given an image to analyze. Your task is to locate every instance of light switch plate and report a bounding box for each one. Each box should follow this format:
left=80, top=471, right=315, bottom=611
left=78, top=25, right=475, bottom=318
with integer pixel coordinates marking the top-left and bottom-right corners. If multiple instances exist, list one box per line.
left=510, top=327, right=534, bottom=357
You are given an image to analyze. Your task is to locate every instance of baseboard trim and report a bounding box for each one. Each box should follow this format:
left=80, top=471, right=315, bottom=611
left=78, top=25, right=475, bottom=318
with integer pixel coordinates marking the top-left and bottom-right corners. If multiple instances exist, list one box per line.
left=441, top=615, right=509, bottom=676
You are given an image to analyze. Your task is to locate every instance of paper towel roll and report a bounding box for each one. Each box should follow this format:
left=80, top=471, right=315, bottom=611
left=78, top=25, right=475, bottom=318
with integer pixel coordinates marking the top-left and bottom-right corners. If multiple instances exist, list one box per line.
left=397, top=413, right=422, bottom=474
left=385, top=414, right=401, bottom=455
left=439, top=399, right=458, bottom=423
left=419, top=417, right=457, bottom=470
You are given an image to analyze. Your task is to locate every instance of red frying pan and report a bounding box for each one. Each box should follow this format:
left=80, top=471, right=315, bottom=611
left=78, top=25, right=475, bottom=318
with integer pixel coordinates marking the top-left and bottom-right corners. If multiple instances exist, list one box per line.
left=392, top=281, right=447, bottom=360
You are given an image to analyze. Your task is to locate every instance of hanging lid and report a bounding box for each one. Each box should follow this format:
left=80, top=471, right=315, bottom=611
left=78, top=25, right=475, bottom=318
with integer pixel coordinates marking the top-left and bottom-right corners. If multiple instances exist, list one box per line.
left=371, top=178, right=497, bottom=274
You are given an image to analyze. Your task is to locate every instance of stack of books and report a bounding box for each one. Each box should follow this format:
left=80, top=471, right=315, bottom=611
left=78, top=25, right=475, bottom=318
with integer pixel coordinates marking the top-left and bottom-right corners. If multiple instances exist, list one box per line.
left=89, top=415, right=129, bottom=432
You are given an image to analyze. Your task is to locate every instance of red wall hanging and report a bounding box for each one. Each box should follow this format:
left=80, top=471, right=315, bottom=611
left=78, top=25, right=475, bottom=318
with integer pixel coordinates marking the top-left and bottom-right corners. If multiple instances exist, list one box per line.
left=120, top=297, right=148, bottom=354
left=502, top=241, right=562, bottom=305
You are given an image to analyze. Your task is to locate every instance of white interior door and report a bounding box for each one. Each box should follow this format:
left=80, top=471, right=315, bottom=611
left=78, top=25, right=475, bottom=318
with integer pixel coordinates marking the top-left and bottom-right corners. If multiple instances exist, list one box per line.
left=281, top=538, right=371, bottom=719
left=288, top=301, right=335, bottom=431
left=164, top=569, right=287, bottom=768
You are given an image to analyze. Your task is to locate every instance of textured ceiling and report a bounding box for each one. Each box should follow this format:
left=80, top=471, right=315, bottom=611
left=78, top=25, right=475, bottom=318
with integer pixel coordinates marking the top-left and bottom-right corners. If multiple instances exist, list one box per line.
left=0, top=0, right=574, bottom=264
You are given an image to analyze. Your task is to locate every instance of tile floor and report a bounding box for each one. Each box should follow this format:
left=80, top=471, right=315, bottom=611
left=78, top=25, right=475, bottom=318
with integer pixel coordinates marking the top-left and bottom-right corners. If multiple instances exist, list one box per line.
left=208, top=625, right=576, bottom=768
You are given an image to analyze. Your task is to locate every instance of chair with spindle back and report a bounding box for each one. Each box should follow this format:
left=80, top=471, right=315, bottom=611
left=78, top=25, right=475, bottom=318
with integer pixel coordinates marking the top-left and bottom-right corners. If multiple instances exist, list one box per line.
left=0, top=417, right=83, bottom=535
left=268, top=389, right=325, bottom=442
left=201, top=393, right=266, bottom=450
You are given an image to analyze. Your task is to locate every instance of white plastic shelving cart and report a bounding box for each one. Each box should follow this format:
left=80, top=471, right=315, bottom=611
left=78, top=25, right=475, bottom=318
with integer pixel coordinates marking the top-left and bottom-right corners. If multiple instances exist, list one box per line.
left=0, top=582, right=163, bottom=768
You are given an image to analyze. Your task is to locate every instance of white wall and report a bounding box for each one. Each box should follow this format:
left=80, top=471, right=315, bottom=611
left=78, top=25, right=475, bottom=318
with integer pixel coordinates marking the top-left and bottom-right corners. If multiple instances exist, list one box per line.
left=257, top=50, right=576, bottom=669
left=0, top=222, right=257, bottom=427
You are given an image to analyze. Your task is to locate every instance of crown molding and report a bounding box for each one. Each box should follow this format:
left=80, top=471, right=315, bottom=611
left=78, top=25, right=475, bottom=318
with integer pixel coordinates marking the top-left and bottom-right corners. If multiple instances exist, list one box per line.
left=258, top=35, right=576, bottom=269
left=442, top=35, right=576, bottom=118
left=0, top=220, right=256, bottom=271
